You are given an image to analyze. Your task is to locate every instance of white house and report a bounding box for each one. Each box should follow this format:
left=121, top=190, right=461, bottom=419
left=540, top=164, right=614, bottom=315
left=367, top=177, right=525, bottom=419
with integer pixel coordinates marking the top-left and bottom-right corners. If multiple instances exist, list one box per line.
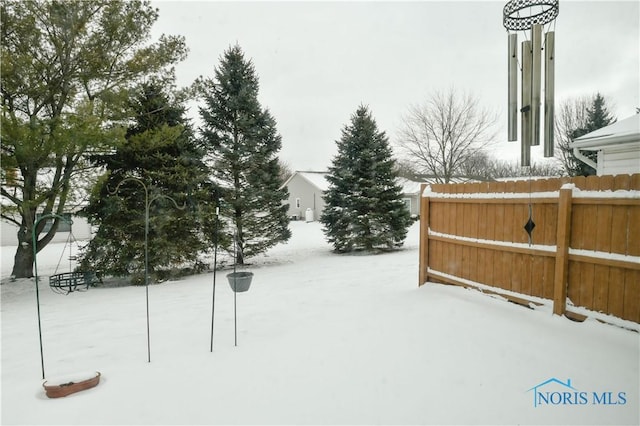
left=281, top=171, right=422, bottom=221
left=570, top=114, right=640, bottom=176
left=1, top=213, right=93, bottom=246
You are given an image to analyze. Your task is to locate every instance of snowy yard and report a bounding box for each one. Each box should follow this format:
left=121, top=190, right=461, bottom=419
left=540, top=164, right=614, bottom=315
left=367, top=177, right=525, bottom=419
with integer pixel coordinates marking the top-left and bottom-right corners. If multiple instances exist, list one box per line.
left=1, top=221, right=638, bottom=425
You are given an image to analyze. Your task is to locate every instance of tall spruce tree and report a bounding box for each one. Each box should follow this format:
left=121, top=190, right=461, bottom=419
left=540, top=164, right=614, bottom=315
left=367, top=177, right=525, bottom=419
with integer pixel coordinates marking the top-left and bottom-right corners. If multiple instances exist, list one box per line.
left=321, top=105, right=411, bottom=252
left=198, top=45, right=290, bottom=264
left=560, top=93, right=616, bottom=176
left=80, top=82, right=214, bottom=282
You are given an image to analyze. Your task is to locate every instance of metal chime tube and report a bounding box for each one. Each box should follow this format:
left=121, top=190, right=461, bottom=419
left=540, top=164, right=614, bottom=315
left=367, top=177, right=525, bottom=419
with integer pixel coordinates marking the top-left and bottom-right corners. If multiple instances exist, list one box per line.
left=521, top=39, right=532, bottom=166
left=544, top=31, right=555, bottom=157
left=531, top=24, right=542, bottom=146
left=508, top=33, right=518, bottom=141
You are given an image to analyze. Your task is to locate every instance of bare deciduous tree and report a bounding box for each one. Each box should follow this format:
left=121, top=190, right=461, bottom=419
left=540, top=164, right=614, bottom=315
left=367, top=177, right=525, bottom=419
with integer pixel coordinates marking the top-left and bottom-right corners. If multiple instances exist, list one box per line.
left=396, top=89, right=498, bottom=184
left=489, top=159, right=563, bottom=178
left=277, top=159, right=294, bottom=185
left=554, top=96, right=591, bottom=175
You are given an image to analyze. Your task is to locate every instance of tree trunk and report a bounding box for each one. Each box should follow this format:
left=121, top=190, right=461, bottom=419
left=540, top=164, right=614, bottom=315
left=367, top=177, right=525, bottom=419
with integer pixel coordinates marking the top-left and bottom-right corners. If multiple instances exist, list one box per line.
left=10, top=216, right=61, bottom=279
left=11, top=230, right=35, bottom=278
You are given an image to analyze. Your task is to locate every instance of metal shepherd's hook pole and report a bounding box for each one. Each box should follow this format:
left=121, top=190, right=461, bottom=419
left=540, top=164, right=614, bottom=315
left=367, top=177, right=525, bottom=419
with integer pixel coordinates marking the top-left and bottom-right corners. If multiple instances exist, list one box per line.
left=110, top=177, right=185, bottom=363
left=33, top=213, right=72, bottom=379
left=210, top=206, right=219, bottom=352
left=233, top=230, right=238, bottom=347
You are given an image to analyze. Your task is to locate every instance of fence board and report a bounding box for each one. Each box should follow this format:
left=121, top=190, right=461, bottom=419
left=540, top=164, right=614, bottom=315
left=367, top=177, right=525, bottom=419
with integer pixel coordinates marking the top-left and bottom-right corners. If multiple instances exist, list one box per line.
left=579, top=261, right=595, bottom=310
left=623, top=270, right=640, bottom=322
left=428, top=239, right=438, bottom=273
left=495, top=202, right=505, bottom=242
left=469, top=206, right=479, bottom=280
left=608, top=269, right=625, bottom=318
left=511, top=253, right=523, bottom=294
left=581, top=203, right=598, bottom=251
left=628, top=206, right=640, bottom=256
left=613, top=174, right=630, bottom=190
left=593, top=266, right=610, bottom=313
left=598, top=175, right=614, bottom=190
left=505, top=252, right=516, bottom=291
left=572, top=176, right=586, bottom=190
left=454, top=202, right=463, bottom=276
left=567, top=262, right=582, bottom=306
left=570, top=205, right=585, bottom=250
left=462, top=203, right=472, bottom=278
left=477, top=245, right=487, bottom=284
left=543, top=257, right=555, bottom=299
left=504, top=182, right=516, bottom=245
left=543, top=203, right=557, bottom=246
left=478, top=202, right=488, bottom=240
left=610, top=206, right=628, bottom=255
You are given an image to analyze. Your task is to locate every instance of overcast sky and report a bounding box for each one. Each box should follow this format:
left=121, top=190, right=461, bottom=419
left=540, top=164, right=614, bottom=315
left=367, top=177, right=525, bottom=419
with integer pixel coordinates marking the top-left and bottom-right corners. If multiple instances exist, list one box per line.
left=150, top=0, right=639, bottom=171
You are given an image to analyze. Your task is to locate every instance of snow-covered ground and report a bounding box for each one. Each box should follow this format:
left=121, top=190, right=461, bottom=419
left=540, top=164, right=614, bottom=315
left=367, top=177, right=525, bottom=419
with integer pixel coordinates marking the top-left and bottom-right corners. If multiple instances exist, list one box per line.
left=1, top=222, right=638, bottom=425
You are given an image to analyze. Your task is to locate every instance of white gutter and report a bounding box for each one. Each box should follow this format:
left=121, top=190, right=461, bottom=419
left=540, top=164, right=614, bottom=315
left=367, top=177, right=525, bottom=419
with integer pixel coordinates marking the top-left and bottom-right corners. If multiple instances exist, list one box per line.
left=570, top=133, right=639, bottom=149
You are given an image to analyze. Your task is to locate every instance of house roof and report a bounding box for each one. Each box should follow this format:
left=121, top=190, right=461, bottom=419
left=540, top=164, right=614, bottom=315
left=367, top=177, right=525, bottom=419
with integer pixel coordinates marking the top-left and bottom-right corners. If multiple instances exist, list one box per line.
left=398, top=178, right=422, bottom=195
left=298, top=171, right=330, bottom=192
left=570, top=114, right=640, bottom=150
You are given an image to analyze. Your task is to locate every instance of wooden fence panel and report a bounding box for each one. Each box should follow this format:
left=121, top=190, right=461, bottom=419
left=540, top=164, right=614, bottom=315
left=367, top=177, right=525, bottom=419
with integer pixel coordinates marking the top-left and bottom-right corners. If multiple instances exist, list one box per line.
left=419, top=174, right=640, bottom=324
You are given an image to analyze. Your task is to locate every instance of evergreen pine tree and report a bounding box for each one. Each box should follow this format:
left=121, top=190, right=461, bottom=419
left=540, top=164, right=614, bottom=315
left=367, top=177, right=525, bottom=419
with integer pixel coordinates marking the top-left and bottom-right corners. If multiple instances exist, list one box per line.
left=567, top=93, right=616, bottom=176
left=81, top=82, right=214, bottom=282
left=198, top=45, right=290, bottom=264
left=320, top=105, right=412, bottom=252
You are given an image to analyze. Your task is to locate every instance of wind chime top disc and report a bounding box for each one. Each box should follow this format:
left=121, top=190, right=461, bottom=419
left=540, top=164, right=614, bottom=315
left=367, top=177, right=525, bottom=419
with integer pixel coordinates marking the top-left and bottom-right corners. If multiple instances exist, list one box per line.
left=503, top=0, right=559, bottom=31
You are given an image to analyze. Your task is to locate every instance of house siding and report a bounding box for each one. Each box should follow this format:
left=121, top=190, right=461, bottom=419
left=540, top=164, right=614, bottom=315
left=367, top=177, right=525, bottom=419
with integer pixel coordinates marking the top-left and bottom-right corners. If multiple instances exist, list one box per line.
left=600, top=144, right=640, bottom=176
left=283, top=174, right=326, bottom=221
left=1, top=215, right=93, bottom=246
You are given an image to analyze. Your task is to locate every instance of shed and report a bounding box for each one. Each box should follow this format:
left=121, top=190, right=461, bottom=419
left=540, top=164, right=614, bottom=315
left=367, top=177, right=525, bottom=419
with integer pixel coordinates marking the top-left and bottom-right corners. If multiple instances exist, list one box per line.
left=570, top=114, right=640, bottom=176
left=281, top=171, right=329, bottom=221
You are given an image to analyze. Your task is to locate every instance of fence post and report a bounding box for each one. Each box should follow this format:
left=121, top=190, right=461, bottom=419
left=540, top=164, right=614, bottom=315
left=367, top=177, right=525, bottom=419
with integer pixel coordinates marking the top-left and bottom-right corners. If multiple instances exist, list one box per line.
left=419, top=184, right=430, bottom=286
left=553, top=185, right=573, bottom=315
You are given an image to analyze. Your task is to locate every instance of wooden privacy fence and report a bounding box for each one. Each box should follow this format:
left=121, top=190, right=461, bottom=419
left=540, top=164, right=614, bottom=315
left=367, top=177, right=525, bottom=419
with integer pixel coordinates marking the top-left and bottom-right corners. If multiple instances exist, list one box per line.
left=418, top=174, right=640, bottom=324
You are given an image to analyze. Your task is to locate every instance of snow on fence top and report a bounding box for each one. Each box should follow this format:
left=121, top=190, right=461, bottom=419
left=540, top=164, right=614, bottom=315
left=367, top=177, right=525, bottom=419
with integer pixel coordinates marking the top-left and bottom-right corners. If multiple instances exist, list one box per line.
left=421, top=173, right=640, bottom=197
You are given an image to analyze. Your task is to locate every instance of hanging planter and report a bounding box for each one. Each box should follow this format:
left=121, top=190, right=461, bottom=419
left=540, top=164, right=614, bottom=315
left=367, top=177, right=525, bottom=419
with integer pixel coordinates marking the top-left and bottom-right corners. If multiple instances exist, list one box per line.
left=227, top=271, right=253, bottom=293
left=43, top=371, right=101, bottom=398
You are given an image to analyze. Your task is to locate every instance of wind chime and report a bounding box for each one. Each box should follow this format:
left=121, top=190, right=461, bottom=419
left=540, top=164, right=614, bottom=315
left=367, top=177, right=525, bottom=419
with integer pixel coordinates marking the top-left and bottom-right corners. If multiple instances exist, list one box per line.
left=504, top=0, right=559, bottom=244
left=504, top=0, right=559, bottom=166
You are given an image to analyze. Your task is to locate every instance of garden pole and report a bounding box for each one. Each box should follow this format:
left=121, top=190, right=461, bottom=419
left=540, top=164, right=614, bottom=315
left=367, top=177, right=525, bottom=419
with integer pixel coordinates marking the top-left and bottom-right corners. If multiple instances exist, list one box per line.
left=32, top=213, right=72, bottom=379
left=210, top=207, right=219, bottom=352
left=109, top=178, right=184, bottom=364
left=233, top=231, right=238, bottom=347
